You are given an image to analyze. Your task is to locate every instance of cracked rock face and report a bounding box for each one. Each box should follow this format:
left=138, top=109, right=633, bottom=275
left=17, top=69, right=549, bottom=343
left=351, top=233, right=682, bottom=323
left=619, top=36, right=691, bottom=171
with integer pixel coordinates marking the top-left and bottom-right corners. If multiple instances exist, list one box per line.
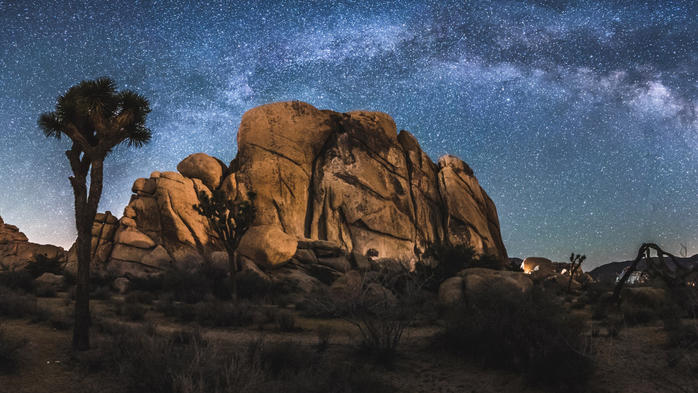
left=84, top=101, right=507, bottom=277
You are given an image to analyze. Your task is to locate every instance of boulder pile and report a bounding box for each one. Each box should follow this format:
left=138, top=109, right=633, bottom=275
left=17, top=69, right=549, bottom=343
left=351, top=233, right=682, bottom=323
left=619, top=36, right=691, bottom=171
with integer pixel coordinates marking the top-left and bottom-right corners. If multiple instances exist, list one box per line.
left=69, top=101, right=509, bottom=294
left=0, top=216, right=64, bottom=270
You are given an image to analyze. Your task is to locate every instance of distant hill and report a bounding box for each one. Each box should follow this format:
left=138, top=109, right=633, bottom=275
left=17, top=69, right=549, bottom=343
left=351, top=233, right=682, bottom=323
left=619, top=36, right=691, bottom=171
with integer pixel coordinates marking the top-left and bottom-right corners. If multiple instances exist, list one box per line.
left=589, top=254, right=698, bottom=282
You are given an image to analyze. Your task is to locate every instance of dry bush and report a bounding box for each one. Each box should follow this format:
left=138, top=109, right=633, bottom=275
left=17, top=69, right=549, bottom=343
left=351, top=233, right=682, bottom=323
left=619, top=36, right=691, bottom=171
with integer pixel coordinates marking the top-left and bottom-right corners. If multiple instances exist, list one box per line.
left=0, top=268, right=33, bottom=293
left=0, top=324, right=27, bottom=374
left=123, top=303, right=147, bottom=321
left=316, top=324, right=334, bottom=352
left=24, top=253, right=63, bottom=279
left=275, top=310, right=296, bottom=332
left=124, top=290, right=155, bottom=305
left=90, top=286, right=112, bottom=300
left=434, top=286, right=595, bottom=391
left=0, top=287, right=40, bottom=318
left=158, top=296, right=255, bottom=328
left=305, top=268, right=429, bottom=366
left=640, top=314, right=698, bottom=393
left=33, top=282, right=57, bottom=298
left=92, top=324, right=393, bottom=393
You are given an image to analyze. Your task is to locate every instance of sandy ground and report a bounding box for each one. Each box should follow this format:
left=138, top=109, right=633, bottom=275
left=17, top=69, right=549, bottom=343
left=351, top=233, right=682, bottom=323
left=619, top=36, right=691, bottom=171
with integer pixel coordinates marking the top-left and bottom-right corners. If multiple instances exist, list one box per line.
left=1, top=294, right=696, bottom=393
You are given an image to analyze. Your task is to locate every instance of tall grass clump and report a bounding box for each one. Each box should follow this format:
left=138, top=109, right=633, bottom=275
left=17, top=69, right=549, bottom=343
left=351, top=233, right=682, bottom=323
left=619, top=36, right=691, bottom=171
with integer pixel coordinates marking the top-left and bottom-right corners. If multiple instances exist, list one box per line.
left=434, top=286, right=595, bottom=391
left=0, top=287, right=39, bottom=318
left=94, top=324, right=393, bottom=393
left=0, top=324, right=27, bottom=373
left=304, top=268, right=429, bottom=366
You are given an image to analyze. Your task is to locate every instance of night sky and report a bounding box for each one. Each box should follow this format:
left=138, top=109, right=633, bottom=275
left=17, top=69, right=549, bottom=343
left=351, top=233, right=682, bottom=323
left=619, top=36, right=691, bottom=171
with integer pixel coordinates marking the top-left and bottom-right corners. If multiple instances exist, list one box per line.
left=1, top=0, right=696, bottom=268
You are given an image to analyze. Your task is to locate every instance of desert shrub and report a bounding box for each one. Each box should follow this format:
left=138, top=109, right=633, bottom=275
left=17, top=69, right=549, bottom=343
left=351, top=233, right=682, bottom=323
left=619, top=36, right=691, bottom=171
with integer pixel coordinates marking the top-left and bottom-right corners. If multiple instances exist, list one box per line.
left=667, top=286, right=698, bottom=318
left=62, top=270, right=77, bottom=286
left=662, top=304, right=698, bottom=351
left=90, top=286, right=112, bottom=300
left=112, top=300, right=124, bottom=316
left=0, top=267, right=33, bottom=292
left=237, top=273, right=273, bottom=300
left=123, top=304, right=147, bottom=321
left=157, top=266, right=233, bottom=303
left=193, top=297, right=254, bottom=327
left=307, top=269, right=428, bottom=366
left=67, top=285, right=77, bottom=301
left=0, top=287, right=39, bottom=317
left=0, top=324, right=27, bottom=374
left=297, top=291, right=337, bottom=319
left=94, top=325, right=392, bottom=393
left=621, top=303, right=660, bottom=326
left=162, top=270, right=210, bottom=304
left=159, top=296, right=255, bottom=328
left=604, top=314, right=625, bottom=338
left=90, top=269, right=119, bottom=289
left=49, top=312, right=73, bottom=331
left=261, top=306, right=280, bottom=324
left=275, top=310, right=297, bottom=332
left=28, top=305, right=51, bottom=324
left=200, top=264, right=231, bottom=301
left=583, top=281, right=615, bottom=304
left=417, top=244, right=503, bottom=292
left=124, top=290, right=155, bottom=305
left=24, top=253, right=63, bottom=279
left=33, top=282, right=57, bottom=298
left=316, top=325, right=334, bottom=352
left=434, top=286, right=594, bottom=391
left=126, top=274, right=164, bottom=293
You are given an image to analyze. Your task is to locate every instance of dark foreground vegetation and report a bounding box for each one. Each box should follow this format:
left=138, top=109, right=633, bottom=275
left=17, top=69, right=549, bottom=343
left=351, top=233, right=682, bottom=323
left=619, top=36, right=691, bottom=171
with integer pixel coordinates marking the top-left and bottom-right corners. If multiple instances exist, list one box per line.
left=91, top=323, right=392, bottom=393
left=3, top=244, right=698, bottom=392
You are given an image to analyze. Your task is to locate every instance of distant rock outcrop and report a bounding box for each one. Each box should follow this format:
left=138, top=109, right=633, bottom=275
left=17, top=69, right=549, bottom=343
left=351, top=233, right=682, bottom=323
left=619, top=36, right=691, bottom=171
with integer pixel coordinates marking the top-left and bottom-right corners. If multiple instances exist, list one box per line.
left=0, top=216, right=65, bottom=269
left=79, top=101, right=508, bottom=285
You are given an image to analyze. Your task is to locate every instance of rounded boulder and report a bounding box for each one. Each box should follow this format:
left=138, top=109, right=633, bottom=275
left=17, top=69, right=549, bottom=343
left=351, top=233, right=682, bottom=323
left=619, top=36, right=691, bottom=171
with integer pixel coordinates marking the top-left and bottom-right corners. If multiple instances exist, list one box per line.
left=236, top=225, right=297, bottom=270
left=177, top=153, right=225, bottom=190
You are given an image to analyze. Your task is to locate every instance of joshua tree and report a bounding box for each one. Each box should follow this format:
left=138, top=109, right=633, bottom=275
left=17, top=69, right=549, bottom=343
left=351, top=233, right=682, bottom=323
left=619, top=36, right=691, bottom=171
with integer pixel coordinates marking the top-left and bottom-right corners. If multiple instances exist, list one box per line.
left=194, top=189, right=255, bottom=303
left=612, top=243, right=696, bottom=304
left=567, top=253, right=586, bottom=293
left=38, top=77, right=151, bottom=351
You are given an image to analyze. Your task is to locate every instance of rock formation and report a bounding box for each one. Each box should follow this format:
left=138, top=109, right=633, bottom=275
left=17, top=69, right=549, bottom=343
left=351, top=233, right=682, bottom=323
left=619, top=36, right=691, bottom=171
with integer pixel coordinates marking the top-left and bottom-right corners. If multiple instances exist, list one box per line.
left=0, top=216, right=65, bottom=269
left=80, top=101, right=508, bottom=285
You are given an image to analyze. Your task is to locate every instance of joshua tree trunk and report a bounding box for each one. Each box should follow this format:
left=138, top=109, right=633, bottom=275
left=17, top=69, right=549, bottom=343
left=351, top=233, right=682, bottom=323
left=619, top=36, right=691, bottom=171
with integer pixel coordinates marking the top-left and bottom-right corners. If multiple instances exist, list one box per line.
left=70, top=159, right=104, bottom=351
left=229, top=252, right=238, bottom=304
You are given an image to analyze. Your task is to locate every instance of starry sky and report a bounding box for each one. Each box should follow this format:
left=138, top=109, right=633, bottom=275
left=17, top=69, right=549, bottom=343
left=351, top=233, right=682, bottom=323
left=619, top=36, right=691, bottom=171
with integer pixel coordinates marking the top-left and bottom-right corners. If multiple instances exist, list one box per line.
left=1, top=0, right=697, bottom=268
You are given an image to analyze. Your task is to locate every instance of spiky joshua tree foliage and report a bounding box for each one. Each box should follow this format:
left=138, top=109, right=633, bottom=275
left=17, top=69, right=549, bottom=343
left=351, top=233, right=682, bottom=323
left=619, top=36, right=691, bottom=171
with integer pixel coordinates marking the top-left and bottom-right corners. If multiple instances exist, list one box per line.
left=194, top=189, right=256, bottom=303
left=568, top=253, right=586, bottom=293
left=38, top=77, right=151, bottom=350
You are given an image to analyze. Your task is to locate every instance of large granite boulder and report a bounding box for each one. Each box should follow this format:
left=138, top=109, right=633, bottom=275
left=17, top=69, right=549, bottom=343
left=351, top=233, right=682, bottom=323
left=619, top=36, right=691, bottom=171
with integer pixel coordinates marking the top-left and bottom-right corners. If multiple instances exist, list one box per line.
left=438, top=268, right=533, bottom=304
left=235, top=101, right=338, bottom=238
left=438, top=155, right=506, bottom=258
left=237, top=225, right=297, bottom=270
left=176, top=153, right=226, bottom=191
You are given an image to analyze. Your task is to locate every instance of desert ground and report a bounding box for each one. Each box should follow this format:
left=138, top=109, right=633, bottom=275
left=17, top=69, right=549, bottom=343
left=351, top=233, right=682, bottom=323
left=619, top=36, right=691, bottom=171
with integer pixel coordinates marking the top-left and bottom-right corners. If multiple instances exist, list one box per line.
left=1, top=285, right=696, bottom=393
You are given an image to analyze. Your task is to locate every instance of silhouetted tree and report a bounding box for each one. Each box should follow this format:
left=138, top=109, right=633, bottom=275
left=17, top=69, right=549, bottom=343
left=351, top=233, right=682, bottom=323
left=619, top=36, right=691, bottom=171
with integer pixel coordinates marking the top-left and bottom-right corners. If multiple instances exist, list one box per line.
left=38, top=77, right=151, bottom=350
left=194, top=189, right=255, bottom=303
left=567, top=253, right=586, bottom=293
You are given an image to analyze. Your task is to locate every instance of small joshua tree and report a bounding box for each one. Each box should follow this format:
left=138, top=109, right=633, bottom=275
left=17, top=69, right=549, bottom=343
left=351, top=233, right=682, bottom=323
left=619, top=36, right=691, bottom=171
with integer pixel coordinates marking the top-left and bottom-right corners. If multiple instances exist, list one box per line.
left=567, top=253, right=586, bottom=293
left=194, top=189, right=255, bottom=303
